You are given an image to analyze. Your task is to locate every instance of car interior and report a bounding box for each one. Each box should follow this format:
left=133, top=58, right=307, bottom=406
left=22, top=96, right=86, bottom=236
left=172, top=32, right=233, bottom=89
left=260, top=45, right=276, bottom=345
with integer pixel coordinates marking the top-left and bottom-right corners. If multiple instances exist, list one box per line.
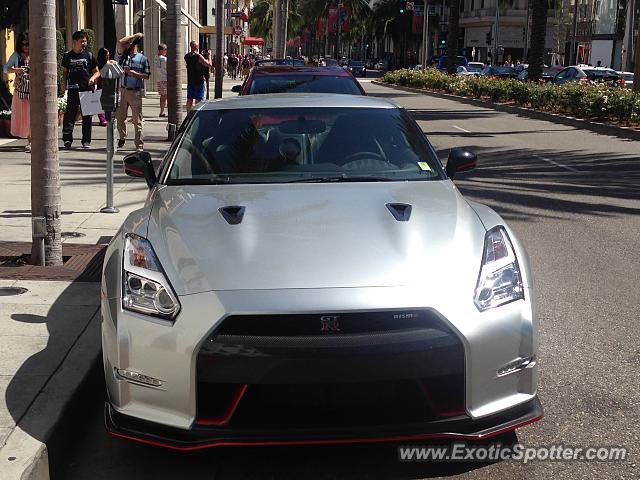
left=167, top=109, right=437, bottom=181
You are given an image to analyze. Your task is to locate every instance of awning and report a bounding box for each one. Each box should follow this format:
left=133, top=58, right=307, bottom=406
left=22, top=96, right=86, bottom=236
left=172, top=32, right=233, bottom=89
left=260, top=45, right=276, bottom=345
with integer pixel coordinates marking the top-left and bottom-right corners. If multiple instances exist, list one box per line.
left=243, top=37, right=265, bottom=46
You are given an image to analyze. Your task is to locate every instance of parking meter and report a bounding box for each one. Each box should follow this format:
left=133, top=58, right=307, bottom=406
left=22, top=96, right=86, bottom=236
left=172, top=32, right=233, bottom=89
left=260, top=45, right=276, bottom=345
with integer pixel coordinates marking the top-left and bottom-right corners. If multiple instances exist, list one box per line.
left=100, top=63, right=125, bottom=114
left=99, top=63, right=125, bottom=214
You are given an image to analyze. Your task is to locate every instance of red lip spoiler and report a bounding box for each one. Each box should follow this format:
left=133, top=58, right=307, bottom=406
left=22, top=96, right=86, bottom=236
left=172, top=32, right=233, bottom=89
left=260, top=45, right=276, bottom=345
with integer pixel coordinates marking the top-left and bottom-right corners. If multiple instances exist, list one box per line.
left=108, top=414, right=543, bottom=451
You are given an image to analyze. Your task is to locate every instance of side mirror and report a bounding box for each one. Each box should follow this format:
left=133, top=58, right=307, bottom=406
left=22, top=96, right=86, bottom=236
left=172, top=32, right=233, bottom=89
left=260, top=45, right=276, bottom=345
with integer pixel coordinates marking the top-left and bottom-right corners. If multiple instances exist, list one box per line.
left=446, top=148, right=477, bottom=179
left=231, top=85, right=242, bottom=93
left=123, top=151, right=157, bottom=189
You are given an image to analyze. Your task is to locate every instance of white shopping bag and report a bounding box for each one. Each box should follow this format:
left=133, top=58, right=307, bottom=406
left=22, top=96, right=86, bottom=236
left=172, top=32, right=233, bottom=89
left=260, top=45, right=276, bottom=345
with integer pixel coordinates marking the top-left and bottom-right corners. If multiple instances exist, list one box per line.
left=79, top=89, right=104, bottom=116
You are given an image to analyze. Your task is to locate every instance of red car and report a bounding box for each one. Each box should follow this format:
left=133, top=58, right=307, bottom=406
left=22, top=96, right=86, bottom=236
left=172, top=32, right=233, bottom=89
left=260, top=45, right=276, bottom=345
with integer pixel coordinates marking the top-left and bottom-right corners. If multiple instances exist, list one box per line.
left=231, top=66, right=365, bottom=96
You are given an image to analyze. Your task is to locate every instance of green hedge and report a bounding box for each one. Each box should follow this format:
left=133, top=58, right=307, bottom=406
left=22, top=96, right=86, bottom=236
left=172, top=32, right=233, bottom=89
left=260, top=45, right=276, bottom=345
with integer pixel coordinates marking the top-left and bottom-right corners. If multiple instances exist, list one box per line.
left=56, top=30, right=66, bottom=97
left=382, top=69, right=640, bottom=124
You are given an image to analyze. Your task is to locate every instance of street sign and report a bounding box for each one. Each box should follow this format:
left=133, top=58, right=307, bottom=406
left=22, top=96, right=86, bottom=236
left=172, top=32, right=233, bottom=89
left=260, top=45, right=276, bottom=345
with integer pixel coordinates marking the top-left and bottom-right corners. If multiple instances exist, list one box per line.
left=233, top=25, right=243, bottom=35
left=406, top=1, right=414, bottom=10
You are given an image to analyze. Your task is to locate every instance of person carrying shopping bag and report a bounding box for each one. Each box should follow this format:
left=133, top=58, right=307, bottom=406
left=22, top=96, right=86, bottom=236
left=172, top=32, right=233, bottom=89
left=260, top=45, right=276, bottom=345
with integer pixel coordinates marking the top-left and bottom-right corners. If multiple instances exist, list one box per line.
left=61, top=30, right=100, bottom=149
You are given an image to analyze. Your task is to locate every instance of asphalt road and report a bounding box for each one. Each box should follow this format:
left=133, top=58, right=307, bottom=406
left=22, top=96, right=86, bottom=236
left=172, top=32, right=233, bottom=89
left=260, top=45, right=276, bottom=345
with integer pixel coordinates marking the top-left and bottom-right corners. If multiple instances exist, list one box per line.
left=51, top=80, right=640, bottom=479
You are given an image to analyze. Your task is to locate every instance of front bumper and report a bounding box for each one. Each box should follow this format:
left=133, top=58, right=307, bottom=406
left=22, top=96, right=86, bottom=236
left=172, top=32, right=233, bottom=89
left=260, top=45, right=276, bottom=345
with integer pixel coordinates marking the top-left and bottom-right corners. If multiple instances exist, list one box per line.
left=105, top=397, right=542, bottom=450
left=102, top=284, right=538, bottom=436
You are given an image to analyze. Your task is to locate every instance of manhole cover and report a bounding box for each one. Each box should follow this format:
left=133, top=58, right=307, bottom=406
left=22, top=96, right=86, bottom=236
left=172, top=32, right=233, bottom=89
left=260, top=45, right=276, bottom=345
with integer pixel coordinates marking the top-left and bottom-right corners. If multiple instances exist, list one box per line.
left=0, top=287, right=28, bottom=296
left=61, top=232, right=86, bottom=238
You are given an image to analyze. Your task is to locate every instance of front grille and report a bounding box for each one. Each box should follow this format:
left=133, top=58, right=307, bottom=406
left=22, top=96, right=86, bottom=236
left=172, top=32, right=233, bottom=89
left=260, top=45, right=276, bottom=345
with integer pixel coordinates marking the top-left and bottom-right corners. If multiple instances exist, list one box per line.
left=195, top=309, right=466, bottom=428
left=213, top=309, right=448, bottom=336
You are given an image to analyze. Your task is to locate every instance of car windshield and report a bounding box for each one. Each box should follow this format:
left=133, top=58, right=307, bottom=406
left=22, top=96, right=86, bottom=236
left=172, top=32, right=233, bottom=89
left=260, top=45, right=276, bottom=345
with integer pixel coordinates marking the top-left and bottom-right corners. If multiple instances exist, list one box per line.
left=349, top=61, right=364, bottom=67
left=494, top=66, right=516, bottom=75
left=249, top=75, right=362, bottom=95
left=466, top=65, right=483, bottom=73
left=622, top=73, right=634, bottom=81
left=167, top=107, right=444, bottom=185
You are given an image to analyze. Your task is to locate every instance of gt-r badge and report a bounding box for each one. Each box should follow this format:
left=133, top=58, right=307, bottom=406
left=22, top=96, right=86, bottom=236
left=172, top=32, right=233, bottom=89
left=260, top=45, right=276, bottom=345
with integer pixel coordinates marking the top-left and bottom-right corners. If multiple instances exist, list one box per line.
left=320, top=316, right=341, bottom=333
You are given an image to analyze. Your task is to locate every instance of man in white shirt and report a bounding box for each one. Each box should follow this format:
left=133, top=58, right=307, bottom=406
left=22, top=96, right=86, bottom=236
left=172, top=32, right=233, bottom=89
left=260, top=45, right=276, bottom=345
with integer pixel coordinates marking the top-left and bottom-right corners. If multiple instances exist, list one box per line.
left=155, top=44, right=168, bottom=117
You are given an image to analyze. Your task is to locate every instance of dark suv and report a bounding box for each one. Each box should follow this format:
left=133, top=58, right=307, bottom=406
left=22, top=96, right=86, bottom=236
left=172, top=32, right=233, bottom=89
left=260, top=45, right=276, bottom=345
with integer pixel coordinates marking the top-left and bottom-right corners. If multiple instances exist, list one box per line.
left=232, top=66, right=366, bottom=96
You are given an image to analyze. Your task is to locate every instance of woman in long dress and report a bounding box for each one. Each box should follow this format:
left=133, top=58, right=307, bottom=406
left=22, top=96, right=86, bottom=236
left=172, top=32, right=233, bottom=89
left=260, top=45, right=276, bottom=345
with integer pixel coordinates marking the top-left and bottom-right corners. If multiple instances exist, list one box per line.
left=3, top=32, right=31, bottom=152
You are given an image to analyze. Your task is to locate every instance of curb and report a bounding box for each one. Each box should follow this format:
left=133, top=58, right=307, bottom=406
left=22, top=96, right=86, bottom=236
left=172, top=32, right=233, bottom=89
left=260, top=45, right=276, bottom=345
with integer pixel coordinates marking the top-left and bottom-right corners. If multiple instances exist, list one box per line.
left=0, top=312, right=102, bottom=480
left=372, top=80, right=640, bottom=142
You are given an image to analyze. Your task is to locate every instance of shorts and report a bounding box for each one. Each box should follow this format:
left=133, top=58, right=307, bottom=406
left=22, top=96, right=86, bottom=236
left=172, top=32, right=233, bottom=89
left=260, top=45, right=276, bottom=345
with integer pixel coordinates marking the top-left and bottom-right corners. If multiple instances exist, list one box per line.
left=187, top=83, right=206, bottom=101
left=157, top=80, right=167, bottom=96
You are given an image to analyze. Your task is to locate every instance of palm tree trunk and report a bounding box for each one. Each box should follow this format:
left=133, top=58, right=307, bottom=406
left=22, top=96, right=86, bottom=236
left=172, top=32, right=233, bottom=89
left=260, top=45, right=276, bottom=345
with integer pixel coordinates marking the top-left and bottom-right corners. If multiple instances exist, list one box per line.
left=273, top=0, right=281, bottom=57
left=446, top=0, right=460, bottom=74
left=527, top=0, right=548, bottom=81
left=634, top=30, right=640, bottom=93
left=30, top=0, right=62, bottom=266
left=167, top=0, right=183, bottom=137
left=282, top=0, right=289, bottom=57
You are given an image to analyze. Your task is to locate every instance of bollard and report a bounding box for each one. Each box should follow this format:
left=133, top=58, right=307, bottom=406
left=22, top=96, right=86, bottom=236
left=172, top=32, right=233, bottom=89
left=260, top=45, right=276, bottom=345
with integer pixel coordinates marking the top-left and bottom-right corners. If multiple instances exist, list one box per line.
left=32, top=217, right=46, bottom=266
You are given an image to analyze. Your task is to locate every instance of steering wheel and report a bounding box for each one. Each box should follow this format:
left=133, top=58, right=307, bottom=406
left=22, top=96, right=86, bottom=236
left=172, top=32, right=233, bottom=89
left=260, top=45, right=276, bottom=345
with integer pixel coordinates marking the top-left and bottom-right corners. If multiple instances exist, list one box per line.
left=341, top=151, right=386, bottom=164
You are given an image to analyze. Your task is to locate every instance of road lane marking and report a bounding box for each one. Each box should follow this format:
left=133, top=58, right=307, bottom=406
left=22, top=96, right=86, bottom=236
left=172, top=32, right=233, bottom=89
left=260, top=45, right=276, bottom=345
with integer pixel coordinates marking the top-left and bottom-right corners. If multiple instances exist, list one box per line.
left=533, top=154, right=580, bottom=172
left=452, top=125, right=472, bottom=133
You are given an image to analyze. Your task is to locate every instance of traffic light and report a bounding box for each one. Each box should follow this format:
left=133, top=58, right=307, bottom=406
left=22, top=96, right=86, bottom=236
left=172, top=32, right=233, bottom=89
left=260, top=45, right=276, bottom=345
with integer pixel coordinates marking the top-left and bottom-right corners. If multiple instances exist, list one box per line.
left=522, top=27, right=526, bottom=41
left=486, top=28, right=492, bottom=46
left=400, top=0, right=405, bottom=13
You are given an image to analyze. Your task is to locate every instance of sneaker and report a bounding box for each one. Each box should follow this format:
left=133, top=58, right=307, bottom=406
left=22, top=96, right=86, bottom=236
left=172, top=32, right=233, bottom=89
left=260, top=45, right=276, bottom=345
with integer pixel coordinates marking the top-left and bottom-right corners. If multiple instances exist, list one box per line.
left=82, top=142, right=91, bottom=149
left=117, top=139, right=125, bottom=148
left=99, top=122, right=107, bottom=127
left=63, top=141, right=72, bottom=150
left=159, top=113, right=167, bottom=117
left=25, top=143, right=31, bottom=153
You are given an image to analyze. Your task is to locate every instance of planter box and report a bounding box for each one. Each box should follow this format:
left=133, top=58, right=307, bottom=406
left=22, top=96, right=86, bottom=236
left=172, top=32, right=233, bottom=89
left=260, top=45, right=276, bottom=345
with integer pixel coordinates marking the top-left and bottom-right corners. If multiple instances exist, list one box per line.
left=0, top=118, right=12, bottom=137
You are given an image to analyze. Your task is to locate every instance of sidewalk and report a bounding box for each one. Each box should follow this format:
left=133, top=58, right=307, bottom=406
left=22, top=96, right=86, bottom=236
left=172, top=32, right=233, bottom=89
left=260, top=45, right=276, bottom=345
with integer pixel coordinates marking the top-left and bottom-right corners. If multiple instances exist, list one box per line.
left=0, top=82, right=235, bottom=479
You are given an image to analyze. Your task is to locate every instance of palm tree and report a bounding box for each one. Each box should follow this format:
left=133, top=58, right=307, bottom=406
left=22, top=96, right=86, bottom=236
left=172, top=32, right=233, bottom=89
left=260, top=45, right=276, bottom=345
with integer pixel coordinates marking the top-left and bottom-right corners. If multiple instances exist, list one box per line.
left=527, top=0, right=548, bottom=81
left=29, top=0, right=62, bottom=265
left=250, top=0, right=275, bottom=44
left=167, top=0, right=183, bottom=135
left=446, top=0, right=461, bottom=74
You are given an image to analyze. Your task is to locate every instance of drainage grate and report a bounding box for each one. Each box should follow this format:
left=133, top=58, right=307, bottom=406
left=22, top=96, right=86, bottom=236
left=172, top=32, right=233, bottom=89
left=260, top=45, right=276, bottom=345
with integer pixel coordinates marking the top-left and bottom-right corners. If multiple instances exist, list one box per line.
left=61, top=231, right=86, bottom=238
left=0, top=287, right=28, bottom=296
left=0, top=242, right=106, bottom=282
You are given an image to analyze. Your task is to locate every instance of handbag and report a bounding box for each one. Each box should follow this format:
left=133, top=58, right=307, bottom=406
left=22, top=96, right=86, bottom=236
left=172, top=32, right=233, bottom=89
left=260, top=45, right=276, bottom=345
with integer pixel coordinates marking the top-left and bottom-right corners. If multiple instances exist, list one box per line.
left=15, top=59, right=30, bottom=100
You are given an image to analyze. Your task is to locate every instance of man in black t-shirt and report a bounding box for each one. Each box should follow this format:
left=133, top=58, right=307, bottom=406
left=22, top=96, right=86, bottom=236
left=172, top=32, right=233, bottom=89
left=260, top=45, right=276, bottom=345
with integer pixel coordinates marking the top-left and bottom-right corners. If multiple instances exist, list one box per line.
left=184, top=41, right=211, bottom=112
left=61, top=30, right=99, bottom=149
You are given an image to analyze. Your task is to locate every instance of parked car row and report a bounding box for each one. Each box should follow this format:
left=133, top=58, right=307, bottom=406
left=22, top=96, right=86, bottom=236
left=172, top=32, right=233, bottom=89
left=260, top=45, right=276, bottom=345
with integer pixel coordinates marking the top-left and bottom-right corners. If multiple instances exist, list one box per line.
left=453, top=62, right=634, bottom=88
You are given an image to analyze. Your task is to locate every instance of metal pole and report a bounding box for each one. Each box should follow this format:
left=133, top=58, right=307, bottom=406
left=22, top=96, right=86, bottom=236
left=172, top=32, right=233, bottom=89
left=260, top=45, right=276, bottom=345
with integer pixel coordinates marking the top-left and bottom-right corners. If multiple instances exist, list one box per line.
left=493, top=3, right=499, bottom=65
left=215, top=0, right=223, bottom=98
left=101, top=112, right=119, bottom=214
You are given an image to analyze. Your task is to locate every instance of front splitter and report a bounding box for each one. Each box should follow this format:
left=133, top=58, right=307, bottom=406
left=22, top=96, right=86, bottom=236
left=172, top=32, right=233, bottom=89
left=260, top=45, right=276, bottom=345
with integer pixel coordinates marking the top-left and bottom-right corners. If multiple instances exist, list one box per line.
left=105, top=397, right=543, bottom=451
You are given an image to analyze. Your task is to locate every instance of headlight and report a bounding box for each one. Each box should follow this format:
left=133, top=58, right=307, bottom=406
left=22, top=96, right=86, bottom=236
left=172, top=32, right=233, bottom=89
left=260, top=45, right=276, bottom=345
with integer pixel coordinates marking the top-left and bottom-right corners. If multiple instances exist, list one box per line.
left=474, top=226, right=524, bottom=311
left=122, top=233, right=180, bottom=319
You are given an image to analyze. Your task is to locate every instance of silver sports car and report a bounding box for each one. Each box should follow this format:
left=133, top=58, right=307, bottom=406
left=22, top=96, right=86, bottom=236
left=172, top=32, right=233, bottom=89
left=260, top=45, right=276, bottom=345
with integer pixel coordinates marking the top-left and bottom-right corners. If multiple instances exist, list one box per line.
left=101, top=94, right=542, bottom=449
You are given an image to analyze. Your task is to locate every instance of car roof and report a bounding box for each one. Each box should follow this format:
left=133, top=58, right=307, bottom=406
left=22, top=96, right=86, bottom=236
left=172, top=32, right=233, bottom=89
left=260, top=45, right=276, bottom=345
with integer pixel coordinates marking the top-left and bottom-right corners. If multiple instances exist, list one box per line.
left=197, top=93, right=398, bottom=111
left=251, top=66, right=351, bottom=76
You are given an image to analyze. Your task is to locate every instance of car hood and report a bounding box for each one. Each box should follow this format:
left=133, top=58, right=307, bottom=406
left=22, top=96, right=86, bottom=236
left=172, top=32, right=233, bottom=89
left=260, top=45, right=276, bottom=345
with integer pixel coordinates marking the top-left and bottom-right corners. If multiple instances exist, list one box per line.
left=146, top=181, right=487, bottom=295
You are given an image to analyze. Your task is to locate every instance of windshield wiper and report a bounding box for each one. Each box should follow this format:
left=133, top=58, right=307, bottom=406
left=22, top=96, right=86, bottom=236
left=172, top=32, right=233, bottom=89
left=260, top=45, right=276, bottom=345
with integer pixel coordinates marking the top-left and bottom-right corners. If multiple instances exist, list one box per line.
left=286, top=174, right=395, bottom=183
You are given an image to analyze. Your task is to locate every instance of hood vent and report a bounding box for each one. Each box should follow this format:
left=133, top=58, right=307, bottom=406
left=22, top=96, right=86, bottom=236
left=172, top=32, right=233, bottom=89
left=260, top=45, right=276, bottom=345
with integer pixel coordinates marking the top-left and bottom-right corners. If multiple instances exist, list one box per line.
left=386, top=203, right=412, bottom=222
left=219, top=206, right=246, bottom=225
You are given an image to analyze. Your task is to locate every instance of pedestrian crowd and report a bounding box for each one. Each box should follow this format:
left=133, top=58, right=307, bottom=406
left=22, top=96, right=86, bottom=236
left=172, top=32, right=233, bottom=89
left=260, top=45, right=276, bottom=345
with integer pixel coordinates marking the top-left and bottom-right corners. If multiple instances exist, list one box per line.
left=2, top=30, right=264, bottom=154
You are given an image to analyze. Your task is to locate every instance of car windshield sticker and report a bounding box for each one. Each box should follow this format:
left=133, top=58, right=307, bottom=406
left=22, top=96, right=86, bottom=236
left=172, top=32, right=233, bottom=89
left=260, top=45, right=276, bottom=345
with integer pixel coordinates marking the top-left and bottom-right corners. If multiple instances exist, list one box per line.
left=417, top=161, right=431, bottom=172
